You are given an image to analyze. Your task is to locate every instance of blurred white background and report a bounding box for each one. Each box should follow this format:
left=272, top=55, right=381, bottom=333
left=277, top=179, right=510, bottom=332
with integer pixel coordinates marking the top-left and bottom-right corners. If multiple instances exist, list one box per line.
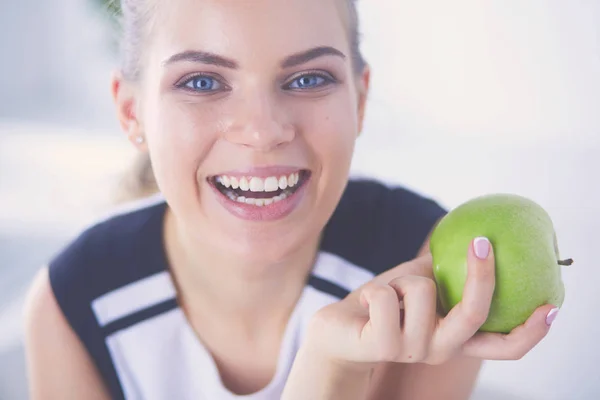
left=1, top=1, right=598, bottom=399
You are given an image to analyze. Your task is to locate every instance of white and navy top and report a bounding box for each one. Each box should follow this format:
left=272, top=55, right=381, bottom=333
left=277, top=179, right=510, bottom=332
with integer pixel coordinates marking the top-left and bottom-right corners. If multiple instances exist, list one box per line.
left=48, top=179, right=446, bottom=400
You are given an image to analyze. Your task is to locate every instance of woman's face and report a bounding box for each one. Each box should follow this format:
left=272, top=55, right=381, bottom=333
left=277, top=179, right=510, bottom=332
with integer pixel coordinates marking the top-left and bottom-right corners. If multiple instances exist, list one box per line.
left=124, top=0, right=369, bottom=263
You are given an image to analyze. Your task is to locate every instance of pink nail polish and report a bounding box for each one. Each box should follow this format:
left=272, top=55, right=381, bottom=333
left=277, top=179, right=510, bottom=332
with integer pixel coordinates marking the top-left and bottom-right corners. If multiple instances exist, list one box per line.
left=473, top=237, right=490, bottom=259
left=546, top=307, right=559, bottom=326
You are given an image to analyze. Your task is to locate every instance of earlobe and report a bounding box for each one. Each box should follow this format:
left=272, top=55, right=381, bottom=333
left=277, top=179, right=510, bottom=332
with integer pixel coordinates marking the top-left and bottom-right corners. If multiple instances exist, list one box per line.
left=127, top=121, right=147, bottom=150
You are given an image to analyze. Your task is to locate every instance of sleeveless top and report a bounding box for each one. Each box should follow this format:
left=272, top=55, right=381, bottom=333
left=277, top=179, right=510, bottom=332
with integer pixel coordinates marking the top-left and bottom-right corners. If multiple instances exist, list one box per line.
left=48, top=179, right=447, bottom=400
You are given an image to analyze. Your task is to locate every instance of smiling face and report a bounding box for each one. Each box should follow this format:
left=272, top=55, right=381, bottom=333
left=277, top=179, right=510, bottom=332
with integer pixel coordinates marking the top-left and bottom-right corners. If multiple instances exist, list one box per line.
left=115, top=0, right=370, bottom=264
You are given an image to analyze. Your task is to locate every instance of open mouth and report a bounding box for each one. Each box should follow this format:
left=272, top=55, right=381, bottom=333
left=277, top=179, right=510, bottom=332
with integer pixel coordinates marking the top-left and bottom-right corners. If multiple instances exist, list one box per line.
left=208, top=170, right=311, bottom=206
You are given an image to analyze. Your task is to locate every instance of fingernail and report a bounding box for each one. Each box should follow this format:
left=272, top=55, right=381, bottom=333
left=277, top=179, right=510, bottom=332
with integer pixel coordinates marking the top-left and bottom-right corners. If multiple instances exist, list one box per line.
left=546, top=307, right=560, bottom=326
left=473, top=237, right=490, bottom=259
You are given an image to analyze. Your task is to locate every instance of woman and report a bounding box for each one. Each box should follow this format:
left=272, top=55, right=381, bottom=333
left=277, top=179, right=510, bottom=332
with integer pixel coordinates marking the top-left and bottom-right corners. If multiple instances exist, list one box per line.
left=23, top=0, right=558, bottom=399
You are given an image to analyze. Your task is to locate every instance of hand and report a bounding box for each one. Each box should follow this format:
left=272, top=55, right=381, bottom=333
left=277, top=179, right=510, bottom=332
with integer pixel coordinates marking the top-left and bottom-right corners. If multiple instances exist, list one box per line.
left=305, top=237, right=558, bottom=368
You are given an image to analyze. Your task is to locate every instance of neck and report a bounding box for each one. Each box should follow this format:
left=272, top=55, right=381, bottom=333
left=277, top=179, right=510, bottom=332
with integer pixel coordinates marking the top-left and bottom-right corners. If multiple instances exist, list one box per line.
left=164, top=208, right=319, bottom=335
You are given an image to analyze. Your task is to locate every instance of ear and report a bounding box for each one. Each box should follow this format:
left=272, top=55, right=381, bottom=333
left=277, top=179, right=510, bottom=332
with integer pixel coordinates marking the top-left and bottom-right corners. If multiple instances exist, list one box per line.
left=356, top=65, right=371, bottom=137
left=111, top=70, right=147, bottom=151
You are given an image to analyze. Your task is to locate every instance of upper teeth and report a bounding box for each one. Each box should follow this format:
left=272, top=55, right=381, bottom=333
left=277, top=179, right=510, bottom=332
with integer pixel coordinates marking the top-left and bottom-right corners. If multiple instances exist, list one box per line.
left=217, top=172, right=301, bottom=192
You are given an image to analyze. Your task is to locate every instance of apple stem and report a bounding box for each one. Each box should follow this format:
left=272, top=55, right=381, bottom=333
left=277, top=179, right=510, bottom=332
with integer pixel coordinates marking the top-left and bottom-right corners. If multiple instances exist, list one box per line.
left=558, top=258, right=574, bottom=266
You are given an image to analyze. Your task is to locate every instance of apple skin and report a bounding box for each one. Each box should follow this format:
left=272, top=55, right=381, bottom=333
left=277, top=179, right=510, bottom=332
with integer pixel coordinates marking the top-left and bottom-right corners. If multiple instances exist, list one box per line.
left=430, top=193, right=566, bottom=334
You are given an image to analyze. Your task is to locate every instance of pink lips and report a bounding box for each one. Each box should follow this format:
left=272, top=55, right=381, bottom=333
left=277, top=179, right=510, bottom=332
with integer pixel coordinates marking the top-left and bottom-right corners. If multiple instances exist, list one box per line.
left=208, top=166, right=310, bottom=222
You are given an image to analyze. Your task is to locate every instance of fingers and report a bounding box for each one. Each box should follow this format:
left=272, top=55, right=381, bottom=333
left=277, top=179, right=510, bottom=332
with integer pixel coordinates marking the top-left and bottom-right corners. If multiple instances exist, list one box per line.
left=388, top=276, right=438, bottom=361
left=462, top=304, right=557, bottom=360
left=360, top=284, right=401, bottom=351
left=432, top=237, right=496, bottom=358
left=359, top=275, right=439, bottom=362
left=396, top=254, right=435, bottom=280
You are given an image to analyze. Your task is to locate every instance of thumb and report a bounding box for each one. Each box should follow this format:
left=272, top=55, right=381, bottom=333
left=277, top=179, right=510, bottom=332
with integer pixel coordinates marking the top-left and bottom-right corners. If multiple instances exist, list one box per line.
left=471, top=236, right=494, bottom=264
left=432, top=237, right=497, bottom=351
left=461, top=236, right=496, bottom=316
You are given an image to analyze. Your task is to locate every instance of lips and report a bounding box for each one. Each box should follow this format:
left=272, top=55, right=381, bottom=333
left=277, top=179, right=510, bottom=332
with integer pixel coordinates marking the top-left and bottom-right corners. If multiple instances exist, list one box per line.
left=209, top=170, right=310, bottom=205
left=206, top=168, right=311, bottom=221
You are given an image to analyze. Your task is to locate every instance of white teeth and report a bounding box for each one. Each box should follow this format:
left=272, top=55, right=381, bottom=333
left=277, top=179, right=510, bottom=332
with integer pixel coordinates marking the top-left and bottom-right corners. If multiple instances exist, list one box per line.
left=239, top=177, right=250, bottom=191
left=249, top=177, right=264, bottom=192
left=217, top=171, right=304, bottom=205
left=217, top=173, right=303, bottom=191
left=264, top=177, right=279, bottom=192
left=279, top=176, right=288, bottom=190
left=220, top=175, right=231, bottom=188
left=273, top=193, right=288, bottom=202
left=231, top=193, right=285, bottom=206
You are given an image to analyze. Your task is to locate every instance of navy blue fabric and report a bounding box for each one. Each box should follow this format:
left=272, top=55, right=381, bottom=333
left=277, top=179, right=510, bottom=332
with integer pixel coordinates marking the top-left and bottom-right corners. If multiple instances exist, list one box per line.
left=320, top=179, right=447, bottom=273
left=47, top=179, right=446, bottom=398
left=307, top=275, right=351, bottom=299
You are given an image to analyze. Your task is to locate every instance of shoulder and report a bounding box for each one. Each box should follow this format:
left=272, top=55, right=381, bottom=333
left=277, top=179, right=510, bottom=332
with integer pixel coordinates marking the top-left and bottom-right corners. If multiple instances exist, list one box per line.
left=336, top=178, right=445, bottom=213
left=47, top=193, right=169, bottom=350
left=24, top=266, right=64, bottom=338
left=321, top=178, right=447, bottom=274
left=39, top=193, right=168, bottom=399
left=23, top=267, right=112, bottom=399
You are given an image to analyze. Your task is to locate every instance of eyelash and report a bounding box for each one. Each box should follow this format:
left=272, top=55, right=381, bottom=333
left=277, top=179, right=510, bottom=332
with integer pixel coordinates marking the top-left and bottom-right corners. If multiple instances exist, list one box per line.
left=283, top=70, right=337, bottom=91
left=175, top=73, right=229, bottom=94
left=175, top=70, right=337, bottom=94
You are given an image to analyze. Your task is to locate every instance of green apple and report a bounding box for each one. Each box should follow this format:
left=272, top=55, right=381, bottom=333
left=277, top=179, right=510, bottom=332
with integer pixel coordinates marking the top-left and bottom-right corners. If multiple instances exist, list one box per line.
left=430, top=193, right=572, bottom=334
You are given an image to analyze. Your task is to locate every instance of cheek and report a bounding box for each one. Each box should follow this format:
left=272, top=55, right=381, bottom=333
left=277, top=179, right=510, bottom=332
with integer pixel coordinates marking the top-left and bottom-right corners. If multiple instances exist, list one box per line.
left=143, top=98, right=221, bottom=196
left=300, top=93, right=358, bottom=173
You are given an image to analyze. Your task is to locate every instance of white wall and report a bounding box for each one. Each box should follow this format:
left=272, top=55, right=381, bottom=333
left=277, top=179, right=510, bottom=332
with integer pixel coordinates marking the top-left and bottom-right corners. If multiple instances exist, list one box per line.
left=0, top=0, right=118, bottom=129
left=357, top=1, right=600, bottom=146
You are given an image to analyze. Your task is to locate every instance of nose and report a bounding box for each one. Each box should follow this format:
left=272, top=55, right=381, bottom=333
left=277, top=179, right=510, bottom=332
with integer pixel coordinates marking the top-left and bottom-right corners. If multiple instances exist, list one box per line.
left=223, top=93, right=295, bottom=151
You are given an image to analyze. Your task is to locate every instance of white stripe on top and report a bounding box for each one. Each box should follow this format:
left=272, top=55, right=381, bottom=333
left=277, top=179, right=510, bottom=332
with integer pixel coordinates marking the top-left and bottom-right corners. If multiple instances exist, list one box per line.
left=91, top=271, right=176, bottom=327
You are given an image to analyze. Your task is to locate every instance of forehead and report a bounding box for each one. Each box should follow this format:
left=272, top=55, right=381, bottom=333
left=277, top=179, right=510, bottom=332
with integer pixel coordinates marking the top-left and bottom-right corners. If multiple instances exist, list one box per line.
left=150, top=0, right=350, bottom=66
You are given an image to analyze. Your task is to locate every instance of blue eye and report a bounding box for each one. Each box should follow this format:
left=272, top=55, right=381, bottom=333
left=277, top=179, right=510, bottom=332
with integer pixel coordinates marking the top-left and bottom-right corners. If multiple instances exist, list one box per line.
left=183, top=76, right=222, bottom=92
left=287, top=73, right=332, bottom=90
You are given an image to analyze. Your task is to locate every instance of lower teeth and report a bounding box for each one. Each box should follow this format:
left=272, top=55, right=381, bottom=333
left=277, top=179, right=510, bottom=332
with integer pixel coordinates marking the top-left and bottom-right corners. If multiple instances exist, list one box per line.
left=235, top=192, right=288, bottom=206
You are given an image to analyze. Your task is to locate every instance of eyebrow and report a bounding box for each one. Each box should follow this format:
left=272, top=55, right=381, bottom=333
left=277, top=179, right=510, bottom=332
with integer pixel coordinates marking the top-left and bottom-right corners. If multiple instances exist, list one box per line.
left=280, top=46, right=347, bottom=68
left=163, top=51, right=239, bottom=69
left=163, top=46, right=346, bottom=70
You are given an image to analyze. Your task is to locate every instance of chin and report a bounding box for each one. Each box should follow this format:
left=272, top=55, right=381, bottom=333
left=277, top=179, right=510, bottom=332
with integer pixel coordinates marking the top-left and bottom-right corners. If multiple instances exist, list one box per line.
left=222, top=223, right=314, bottom=265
